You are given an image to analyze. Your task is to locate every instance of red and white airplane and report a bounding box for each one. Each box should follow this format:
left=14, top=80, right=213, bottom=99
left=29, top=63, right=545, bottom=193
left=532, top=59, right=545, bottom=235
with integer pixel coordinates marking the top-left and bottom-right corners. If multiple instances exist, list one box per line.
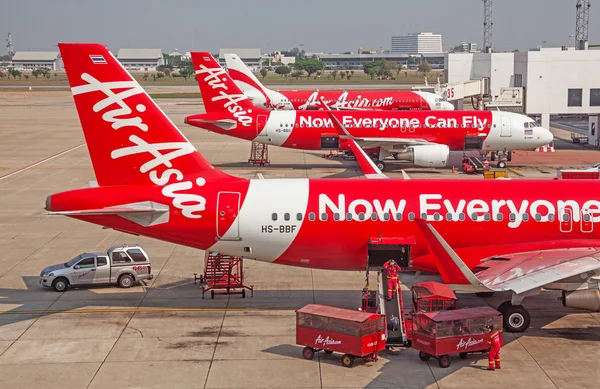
left=223, top=53, right=455, bottom=111
left=186, top=53, right=553, bottom=171
left=48, top=43, right=600, bottom=334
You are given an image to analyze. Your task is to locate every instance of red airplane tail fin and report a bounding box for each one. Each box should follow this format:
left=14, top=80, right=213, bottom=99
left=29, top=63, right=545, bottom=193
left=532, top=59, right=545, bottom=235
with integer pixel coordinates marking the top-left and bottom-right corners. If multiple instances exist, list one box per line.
left=191, top=52, right=258, bottom=118
left=59, top=43, right=232, bottom=187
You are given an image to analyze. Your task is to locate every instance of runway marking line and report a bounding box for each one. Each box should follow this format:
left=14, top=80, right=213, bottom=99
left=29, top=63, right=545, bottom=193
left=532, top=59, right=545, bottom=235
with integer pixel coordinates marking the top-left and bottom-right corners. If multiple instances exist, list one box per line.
left=0, top=142, right=86, bottom=182
left=0, top=307, right=297, bottom=315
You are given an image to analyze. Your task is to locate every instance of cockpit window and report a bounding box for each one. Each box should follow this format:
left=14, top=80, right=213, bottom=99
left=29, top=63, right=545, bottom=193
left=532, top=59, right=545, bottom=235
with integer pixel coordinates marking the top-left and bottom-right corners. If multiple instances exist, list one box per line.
left=524, top=122, right=529, bottom=128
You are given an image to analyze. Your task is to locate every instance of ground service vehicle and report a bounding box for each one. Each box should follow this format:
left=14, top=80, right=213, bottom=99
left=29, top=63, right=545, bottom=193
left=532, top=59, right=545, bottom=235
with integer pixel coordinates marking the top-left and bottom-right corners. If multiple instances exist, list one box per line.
left=412, top=306, right=502, bottom=368
left=296, top=304, right=386, bottom=367
left=39, top=244, right=153, bottom=292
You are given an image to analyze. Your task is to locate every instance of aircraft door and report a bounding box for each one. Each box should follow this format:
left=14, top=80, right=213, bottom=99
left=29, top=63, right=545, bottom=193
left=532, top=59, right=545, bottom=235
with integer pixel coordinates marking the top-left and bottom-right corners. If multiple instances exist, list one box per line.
left=500, top=116, right=511, bottom=137
left=217, top=192, right=241, bottom=240
left=559, top=208, right=572, bottom=233
left=257, top=114, right=268, bottom=136
left=581, top=209, right=593, bottom=233
left=420, top=96, right=428, bottom=109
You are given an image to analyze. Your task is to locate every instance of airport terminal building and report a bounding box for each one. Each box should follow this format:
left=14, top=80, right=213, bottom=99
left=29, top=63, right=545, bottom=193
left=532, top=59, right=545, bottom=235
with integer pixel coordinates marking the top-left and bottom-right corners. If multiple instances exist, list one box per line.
left=219, top=48, right=261, bottom=69
left=116, top=48, right=164, bottom=71
left=11, top=52, right=62, bottom=71
left=319, top=52, right=445, bottom=70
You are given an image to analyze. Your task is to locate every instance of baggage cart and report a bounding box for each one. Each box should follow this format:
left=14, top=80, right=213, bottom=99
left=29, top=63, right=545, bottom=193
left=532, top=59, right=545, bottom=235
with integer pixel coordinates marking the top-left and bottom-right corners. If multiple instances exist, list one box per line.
left=412, top=306, right=502, bottom=368
left=296, top=304, right=386, bottom=368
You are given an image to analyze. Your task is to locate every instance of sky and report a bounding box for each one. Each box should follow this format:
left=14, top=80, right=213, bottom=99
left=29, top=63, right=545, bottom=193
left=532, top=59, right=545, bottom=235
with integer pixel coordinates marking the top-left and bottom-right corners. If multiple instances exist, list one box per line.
left=1, top=0, right=598, bottom=54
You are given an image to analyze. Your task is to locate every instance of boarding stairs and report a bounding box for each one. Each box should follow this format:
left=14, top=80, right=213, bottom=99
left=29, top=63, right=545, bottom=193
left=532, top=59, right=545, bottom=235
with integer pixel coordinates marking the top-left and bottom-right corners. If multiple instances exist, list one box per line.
left=248, top=141, right=270, bottom=166
left=377, top=269, right=408, bottom=345
left=201, top=252, right=254, bottom=299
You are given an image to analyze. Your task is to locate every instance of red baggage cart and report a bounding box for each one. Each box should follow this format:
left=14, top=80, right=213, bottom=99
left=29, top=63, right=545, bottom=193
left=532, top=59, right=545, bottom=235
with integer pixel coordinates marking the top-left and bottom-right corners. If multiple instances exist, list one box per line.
left=296, top=304, right=386, bottom=368
left=411, top=281, right=458, bottom=313
left=412, top=306, right=502, bottom=368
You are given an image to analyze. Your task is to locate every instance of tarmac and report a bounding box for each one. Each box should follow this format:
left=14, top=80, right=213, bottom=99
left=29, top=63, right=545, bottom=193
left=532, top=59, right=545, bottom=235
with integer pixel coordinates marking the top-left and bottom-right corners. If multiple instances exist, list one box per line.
left=0, top=90, right=599, bottom=388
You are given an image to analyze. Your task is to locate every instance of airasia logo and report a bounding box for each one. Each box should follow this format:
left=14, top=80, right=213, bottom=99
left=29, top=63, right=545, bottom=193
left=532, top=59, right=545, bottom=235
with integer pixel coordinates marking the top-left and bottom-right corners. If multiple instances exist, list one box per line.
left=315, top=335, right=341, bottom=346
left=195, top=65, right=253, bottom=127
left=456, top=337, right=483, bottom=350
left=71, top=73, right=207, bottom=219
left=416, top=338, right=431, bottom=346
left=299, top=91, right=394, bottom=110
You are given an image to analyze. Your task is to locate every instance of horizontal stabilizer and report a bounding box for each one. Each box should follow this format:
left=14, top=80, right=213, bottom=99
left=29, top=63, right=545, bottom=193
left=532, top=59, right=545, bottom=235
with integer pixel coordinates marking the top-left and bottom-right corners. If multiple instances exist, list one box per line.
left=45, top=201, right=169, bottom=227
left=185, top=118, right=237, bottom=130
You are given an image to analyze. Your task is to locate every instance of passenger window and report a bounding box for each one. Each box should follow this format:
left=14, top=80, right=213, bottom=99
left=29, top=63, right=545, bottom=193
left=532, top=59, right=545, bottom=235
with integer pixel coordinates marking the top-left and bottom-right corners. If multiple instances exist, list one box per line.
left=548, top=213, right=555, bottom=222
left=127, top=248, right=147, bottom=263
left=509, top=213, right=516, bottom=222
left=320, top=213, right=328, bottom=221
left=308, top=212, right=315, bottom=221
left=358, top=212, right=365, bottom=221
left=433, top=212, right=441, bottom=221
left=371, top=213, right=377, bottom=221
left=446, top=213, right=452, bottom=221
left=395, top=213, right=402, bottom=221
left=496, top=213, right=503, bottom=221
left=584, top=214, right=591, bottom=222
left=272, top=213, right=278, bottom=221
left=421, top=213, right=427, bottom=219
left=77, top=257, right=95, bottom=269
left=459, top=213, right=466, bottom=221
left=296, top=213, right=303, bottom=221
left=522, top=214, right=529, bottom=222
left=484, top=213, right=491, bottom=221
left=334, top=213, right=340, bottom=221
left=97, top=257, right=107, bottom=267
left=408, top=212, right=415, bottom=221
left=535, top=213, right=542, bottom=221
left=284, top=213, right=290, bottom=221
left=471, top=213, right=478, bottom=221
left=112, top=252, right=131, bottom=264
left=563, top=213, right=570, bottom=222
left=383, top=213, right=390, bottom=221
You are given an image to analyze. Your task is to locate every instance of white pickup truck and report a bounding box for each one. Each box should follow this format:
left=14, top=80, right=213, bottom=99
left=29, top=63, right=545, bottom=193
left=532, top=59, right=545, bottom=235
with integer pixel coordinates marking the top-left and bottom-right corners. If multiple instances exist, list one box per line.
left=39, top=244, right=153, bottom=292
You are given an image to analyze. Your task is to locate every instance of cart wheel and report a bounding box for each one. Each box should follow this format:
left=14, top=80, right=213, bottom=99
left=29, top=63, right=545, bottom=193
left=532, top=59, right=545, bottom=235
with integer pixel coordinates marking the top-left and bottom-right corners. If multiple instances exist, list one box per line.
left=302, top=347, right=315, bottom=360
left=242, top=289, right=246, bottom=298
left=418, top=351, right=431, bottom=361
left=341, top=354, right=355, bottom=368
left=497, top=161, right=507, bottom=169
left=459, top=352, right=468, bottom=360
left=211, top=290, right=215, bottom=299
left=438, top=355, right=451, bottom=368
left=324, top=350, right=334, bottom=355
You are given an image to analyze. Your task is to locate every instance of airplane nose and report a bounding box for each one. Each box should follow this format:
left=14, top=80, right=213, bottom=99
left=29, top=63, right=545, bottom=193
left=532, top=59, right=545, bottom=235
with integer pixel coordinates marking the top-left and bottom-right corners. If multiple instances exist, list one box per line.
left=539, top=128, right=554, bottom=145
left=442, top=102, right=455, bottom=110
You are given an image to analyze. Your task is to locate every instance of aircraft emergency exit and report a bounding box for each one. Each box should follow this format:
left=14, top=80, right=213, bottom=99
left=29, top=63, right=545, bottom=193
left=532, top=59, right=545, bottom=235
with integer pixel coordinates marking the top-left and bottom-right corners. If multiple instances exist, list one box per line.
left=49, top=43, right=599, bottom=336
left=224, top=53, right=455, bottom=111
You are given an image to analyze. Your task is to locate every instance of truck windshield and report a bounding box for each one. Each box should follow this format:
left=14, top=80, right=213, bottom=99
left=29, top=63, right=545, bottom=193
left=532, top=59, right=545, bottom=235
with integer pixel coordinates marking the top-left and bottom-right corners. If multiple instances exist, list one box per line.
left=64, top=255, right=83, bottom=267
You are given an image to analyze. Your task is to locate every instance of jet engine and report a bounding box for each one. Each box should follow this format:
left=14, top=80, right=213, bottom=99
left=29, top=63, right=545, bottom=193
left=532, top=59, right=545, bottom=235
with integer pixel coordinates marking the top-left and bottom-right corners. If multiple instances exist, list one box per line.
left=395, top=145, right=449, bottom=168
left=561, top=289, right=600, bottom=311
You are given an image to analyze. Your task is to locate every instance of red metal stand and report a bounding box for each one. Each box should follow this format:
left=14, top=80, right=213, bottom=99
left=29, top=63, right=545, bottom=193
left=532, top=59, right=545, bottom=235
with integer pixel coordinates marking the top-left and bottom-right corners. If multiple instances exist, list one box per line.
left=248, top=142, right=270, bottom=166
left=202, top=252, right=254, bottom=299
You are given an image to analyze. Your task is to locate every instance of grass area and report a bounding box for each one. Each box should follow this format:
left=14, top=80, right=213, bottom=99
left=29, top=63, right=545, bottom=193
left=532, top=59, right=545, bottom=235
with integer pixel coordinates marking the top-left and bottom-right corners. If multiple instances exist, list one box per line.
left=0, top=69, right=443, bottom=87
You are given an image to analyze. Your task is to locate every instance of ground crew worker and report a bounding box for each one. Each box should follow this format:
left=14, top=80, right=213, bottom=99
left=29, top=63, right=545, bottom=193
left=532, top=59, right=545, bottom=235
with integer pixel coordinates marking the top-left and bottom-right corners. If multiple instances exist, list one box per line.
left=486, top=324, right=502, bottom=370
left=483, top=158, right=490, bottom=171
left=383, top=259, right=401, bottom=300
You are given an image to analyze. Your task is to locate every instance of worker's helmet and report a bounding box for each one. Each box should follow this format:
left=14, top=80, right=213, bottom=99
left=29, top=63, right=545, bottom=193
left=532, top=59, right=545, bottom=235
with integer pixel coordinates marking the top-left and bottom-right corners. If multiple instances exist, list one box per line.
left=485, top=324, right=494, bottom=332
left=388, top=259, right=396, bottom=264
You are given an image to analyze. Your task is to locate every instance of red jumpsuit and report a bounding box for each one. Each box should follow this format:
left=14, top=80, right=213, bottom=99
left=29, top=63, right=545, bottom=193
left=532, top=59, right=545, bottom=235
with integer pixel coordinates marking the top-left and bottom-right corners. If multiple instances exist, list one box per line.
left=383, top=262, right=401, bottom=299
left=487, top=330, right=502, bottom=370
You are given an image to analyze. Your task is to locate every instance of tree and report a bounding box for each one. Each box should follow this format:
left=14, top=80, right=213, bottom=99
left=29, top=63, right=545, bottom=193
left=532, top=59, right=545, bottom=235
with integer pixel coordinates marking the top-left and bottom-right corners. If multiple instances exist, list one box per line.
left=259, top=68, right=268, bottom=80
left=350, top=70, right=355, bottom=80
left=11, top=69, right=21, bottom=80
left=24, top=74, right=29, bottom=80
left=157, top=65, right=173, bottom=77
left=0, top=70, right=5, bottom=79
left=142, top=73, right=149, bottom=81
left=261, top=58, right=271, bottom=66
left=155, top=73, right=164, bottom=80
left=291, top=70, right=304, bottom=80
left=179, top=67, right=194, bottom=81
left=418, top=61, right=432, bottom=76
left=32, top=69, right=40, bottom=79
left=275, top=65, right=291, bottom=77
left=368, top=69, right=376, bottom=80
left=331, top=70, right=338, bottom=80
left=294, top=59, right=324, bottom=78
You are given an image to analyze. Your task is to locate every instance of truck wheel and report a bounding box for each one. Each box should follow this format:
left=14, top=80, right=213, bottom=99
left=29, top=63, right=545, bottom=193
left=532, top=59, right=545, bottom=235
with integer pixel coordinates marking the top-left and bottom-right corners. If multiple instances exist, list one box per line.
left=438, top=354, right=451, bottom=368
left=419, top=351, right=431, bottom=361
left=242, top=289, right=246, bottom=298
left=211, top=290, right=215, bottom=299
left=302, top=347, right=315, bottom=360
left=52, top=278, right=68, bottom=292
left=118, top=274, right=134, bottom=288
left=459, top=352, right=468, bottom=360
left=341, top=354, right=355, bottom=368
left=476, top=292, right=495, bottom=298
left=324, top=350, right=334, bottom=355
left=497, top=161, right=507, bottom=169
left=501, top=304, right=531, bottom=333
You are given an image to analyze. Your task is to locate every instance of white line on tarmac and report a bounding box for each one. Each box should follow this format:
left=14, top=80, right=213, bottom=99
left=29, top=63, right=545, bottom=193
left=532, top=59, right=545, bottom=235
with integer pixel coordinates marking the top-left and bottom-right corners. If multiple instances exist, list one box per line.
left=0, top=142, right=85, bottom=182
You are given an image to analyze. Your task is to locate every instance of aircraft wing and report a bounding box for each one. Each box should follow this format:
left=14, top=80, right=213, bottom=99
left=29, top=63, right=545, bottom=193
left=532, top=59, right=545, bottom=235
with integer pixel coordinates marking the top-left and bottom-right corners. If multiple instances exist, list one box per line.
left=355, top=137, right=435, bottom=150
left=415, top=219, right=600, bottom=294
left=343, top=138, right=388, bottom=179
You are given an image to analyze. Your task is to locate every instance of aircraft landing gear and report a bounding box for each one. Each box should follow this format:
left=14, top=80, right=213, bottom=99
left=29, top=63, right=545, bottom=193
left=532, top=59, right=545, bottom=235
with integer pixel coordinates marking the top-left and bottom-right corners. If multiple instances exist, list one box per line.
left=375, top=160, right=387, bottom=172
left=497, top=301, right=531, bottom=332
